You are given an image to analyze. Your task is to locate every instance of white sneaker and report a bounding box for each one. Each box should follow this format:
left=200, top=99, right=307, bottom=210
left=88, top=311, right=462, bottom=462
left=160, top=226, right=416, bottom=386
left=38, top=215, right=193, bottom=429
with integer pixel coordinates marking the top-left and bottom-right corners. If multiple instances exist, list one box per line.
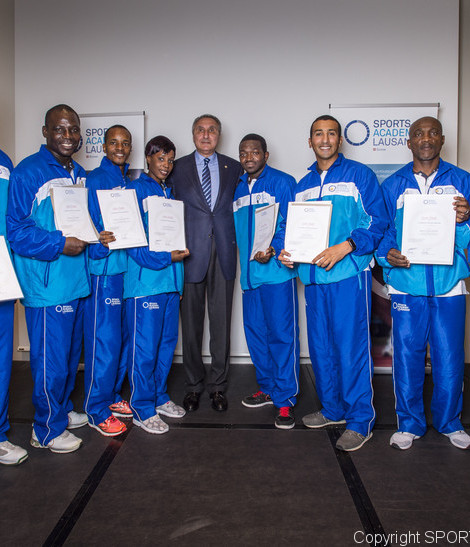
left=0, top=440, right=28, bottom=466
left=31, top=429, right=82, bottom=453
left=156, top=400, right=186, bottom=418
left=390, top=431, right=421, bottom=450
left=133, top=414, right=169, bottom=435
left=67, top=410, right=88, bottom=429
left=444, top=430, right=470, bottom=450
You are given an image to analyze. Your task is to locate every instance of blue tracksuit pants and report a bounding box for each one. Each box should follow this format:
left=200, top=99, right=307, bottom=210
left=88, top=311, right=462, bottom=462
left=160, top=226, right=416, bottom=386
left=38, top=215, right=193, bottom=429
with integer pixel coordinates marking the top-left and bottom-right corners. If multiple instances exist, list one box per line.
left=304, top=270, right=375, bottom=437
left=126, top=293, right=179, bottom=421
left=84, top=274, right=128, bottom=425
left=25, top=299, right=84, bottom=445
left=391, top=293, right=465, bottom=436
left=243, top=278, right=300, bottom=407
left=0, top=301, right=14, bottom=442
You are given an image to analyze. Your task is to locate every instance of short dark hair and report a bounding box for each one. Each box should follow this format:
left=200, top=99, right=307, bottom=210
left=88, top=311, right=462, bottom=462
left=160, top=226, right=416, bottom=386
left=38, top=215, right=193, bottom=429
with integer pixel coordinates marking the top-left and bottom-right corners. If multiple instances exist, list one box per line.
left=192, top=114, right=222, bottom=133
left=145, top=135, right=176, bottom=157
left=310, top=115, right=342, bottom=138
left=44, top=104, right=79, bottom=126
left=104, top=125, right=132, bottom=144
left=239, top=133, right=267, bottom=153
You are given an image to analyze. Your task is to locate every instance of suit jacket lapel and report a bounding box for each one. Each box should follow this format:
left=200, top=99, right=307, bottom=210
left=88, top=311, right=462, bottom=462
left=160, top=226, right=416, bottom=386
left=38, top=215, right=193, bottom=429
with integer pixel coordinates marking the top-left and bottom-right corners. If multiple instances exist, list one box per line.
left=213, top=152, right=231, bottom=210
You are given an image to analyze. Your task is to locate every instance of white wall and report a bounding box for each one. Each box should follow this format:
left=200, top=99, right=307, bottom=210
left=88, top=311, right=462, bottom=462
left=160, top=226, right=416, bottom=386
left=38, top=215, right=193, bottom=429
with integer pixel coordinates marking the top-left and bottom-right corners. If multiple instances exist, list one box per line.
left=12, top=0, right=461, bottom=360
left=458, top=0, right=470, bottom=359
left=0, top=0, right=14, bottom=156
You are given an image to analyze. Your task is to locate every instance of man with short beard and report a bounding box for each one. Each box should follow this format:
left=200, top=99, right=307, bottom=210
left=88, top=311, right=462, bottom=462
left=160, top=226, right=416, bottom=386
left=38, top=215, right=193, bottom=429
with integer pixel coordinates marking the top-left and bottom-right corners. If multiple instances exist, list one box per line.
left=234, top=134, right=299, bottom=429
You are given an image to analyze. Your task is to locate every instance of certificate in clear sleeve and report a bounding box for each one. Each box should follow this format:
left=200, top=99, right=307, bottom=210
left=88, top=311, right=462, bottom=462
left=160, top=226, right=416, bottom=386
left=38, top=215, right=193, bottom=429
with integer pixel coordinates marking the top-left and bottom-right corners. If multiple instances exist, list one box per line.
left=97, top=189, right=148, bottom=250
left=401, top=194, right=456, bottom=265
left=147, top=197, right=186, bottom=252
left=250, top=202, right=279, bottom=260
left=284, top=201, right=333, bottom=263
left=0, top=236, right=24, bottom=301
left=51, top=186, right=99, bottom=243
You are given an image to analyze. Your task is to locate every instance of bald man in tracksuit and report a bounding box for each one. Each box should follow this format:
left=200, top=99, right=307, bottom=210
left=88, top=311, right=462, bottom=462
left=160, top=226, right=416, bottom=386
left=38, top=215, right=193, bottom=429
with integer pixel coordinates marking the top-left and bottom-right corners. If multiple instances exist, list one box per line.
left=377, top=116, right=470, bottom=451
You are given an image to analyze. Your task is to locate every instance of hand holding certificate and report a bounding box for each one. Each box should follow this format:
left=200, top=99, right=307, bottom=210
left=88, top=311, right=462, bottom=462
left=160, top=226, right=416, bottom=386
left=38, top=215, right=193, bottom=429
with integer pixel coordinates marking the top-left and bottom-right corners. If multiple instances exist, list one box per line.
left=401, top=194, right=456, bottom=265
left=250, top=203, right=279, bottom=260
left=147, top=197, right=186, bottom=252
left=284, top=201, right=332, bottom=263
left=97, top=189, right=148, bottom=250
left=0, top=236, right=23, bottom=301
left=51, top=186, right=99, bottom=243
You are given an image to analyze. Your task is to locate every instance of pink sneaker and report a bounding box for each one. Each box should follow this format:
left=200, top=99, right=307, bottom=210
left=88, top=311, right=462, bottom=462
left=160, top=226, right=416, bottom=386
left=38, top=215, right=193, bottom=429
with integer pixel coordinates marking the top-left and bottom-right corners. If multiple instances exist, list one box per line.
left=109, top=400, right=132, bottom=418
left=89, top=415, right=127, bottom=437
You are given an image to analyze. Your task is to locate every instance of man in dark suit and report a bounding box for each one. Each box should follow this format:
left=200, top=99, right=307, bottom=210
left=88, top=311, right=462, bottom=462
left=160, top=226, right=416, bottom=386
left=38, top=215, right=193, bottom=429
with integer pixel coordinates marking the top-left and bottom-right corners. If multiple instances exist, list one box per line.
left=169, top=114, right=242, bottom=412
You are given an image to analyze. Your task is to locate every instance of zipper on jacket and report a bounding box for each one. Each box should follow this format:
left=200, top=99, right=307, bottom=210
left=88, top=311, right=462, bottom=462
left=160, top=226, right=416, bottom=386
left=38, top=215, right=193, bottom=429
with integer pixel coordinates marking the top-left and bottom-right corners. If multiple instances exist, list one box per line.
left=246, top=191, right=254, bottom=290
left=43, top=262, right=51, bottom=287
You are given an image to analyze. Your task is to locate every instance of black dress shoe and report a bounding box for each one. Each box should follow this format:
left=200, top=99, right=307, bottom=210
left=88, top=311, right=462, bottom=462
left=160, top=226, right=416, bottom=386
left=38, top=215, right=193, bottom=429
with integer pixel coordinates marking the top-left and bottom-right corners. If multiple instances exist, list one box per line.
left=210, top=391, right=228, bottom=412
left=183, top=392, right=200, bottom=412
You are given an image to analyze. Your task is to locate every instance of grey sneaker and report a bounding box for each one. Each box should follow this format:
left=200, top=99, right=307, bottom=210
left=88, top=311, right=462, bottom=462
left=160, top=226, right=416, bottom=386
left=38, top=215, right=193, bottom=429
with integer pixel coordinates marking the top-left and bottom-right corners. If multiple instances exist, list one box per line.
left=31, top=429, right=82, bottom=453
left=302, top=411, right=346, bottom=429
left=67, top=410, right=88, bottom=429
left=156, top=400, right=186, bottom=418
left=133, top=414, right=169, bottom=435
left=336, top=429, right=372, bottom=452
left=390, top=431, right=421, bottom=450
left=0, top=440, right=28, bottom=466
left=444, top=430, right=470, bottom=450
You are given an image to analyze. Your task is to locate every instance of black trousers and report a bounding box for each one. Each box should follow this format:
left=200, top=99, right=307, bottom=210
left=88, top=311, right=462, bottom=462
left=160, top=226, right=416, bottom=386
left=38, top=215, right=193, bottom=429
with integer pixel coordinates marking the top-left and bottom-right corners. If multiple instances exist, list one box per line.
left=180, top=240, right=234, bottom=393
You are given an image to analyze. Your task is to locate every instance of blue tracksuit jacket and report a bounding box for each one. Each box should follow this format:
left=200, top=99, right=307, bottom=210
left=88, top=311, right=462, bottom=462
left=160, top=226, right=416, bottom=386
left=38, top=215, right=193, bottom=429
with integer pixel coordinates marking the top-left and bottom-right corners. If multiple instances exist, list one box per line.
left=233, top=164, right=297, bottom=290
left=295, top=153, right=387, bottom=285
left=376, top=160, right=470, bottom=296
left=6, top=145, right=90, bottom=307
left=86, top=156, right=130, bottom=275
left=123, top=172, right=184, bottom=298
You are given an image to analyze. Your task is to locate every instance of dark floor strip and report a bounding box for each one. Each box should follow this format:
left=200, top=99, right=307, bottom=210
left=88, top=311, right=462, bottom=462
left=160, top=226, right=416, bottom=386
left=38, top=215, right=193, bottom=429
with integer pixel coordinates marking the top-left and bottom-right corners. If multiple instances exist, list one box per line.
left=304, top=365, right=386, bottom=536
left=171, top=422, right=298, bottom=429
left=42, top=427, right=132, bottom=547
left=328, top=428, right=386, bottom=536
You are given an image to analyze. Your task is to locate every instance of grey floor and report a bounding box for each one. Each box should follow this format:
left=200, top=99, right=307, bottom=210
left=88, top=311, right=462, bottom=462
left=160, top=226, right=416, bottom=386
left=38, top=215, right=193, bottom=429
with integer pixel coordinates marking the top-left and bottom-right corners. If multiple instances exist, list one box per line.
left=2, top=362, right=470, bottom=547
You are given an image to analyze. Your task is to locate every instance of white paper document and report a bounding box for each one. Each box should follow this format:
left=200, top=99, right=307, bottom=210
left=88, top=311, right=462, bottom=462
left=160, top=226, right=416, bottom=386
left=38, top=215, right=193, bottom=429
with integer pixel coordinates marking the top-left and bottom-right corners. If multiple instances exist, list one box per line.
left=284, top=201, right=333, bottom=263
left=0, top=236, right=24, bottom=301
left=147, top=197, right=186, bottom=252
left=401, top=194, right=456, bottom=265
left=97, top=189, right=148, bottom=250
left=51, top=186, right=99, bottom=243
left=250, top=203, right=279, bottom=260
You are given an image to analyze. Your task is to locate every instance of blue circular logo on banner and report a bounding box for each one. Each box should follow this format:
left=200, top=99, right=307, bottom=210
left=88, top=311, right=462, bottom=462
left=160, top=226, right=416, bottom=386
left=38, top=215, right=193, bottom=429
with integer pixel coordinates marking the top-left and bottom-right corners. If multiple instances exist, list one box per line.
left=344, top=120, right=370, bottom=146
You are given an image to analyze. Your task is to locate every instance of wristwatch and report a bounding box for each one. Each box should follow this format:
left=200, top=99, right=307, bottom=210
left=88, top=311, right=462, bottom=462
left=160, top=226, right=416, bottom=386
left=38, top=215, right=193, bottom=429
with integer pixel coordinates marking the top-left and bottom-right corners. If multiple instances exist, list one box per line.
left=346, top=237, right=356, bottom=251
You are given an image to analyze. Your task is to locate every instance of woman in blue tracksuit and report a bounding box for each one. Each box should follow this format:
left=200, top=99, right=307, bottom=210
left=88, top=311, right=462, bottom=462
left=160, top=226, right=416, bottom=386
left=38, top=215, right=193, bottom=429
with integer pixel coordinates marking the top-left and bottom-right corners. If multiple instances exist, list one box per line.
left=84, top=125, right=133, bottom=437
left=124, top=136, right=189, bottom=434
